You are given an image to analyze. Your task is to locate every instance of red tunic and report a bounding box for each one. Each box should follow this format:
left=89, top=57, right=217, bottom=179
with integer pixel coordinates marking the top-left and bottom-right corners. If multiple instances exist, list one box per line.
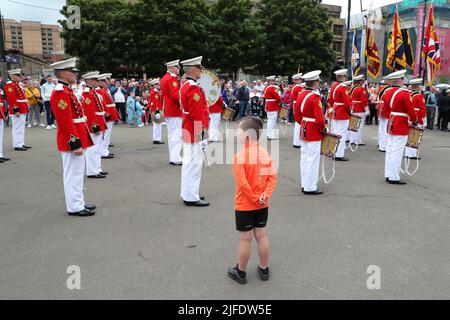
left=96, top=87, right=121, bottom=122
left=180, top=79, right=209, bottom=144
left=209, top=96, right=224, bottom=113
left=328, top=82, right=351, bottom=120
left=377, top=85, right=393, bottom=119
left=0, top=93, right=6, bottom=119
left=149, top=88, right=162, bottom=113
left=263, top=85, right=281, bottom=112
left=411, top=91, right=426, bottom=125
left=294, top=89, right=326, bottom=141
left=81, top=87, right=107, bottom=134
left=160, top=72, right=181, bottom=117
left=291, top=84, right=303, bottom=111
left=387, top=88, right=418, bottom=136
left=5, top=81, right=28, bottom=115
left=350, top=85, right=369, bottom=113
left=50, top=81, right=93, bottom=151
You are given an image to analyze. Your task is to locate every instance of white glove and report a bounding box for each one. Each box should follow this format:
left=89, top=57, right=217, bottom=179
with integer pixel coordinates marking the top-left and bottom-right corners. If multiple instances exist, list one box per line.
left=199, top=139, right=208, bottom=151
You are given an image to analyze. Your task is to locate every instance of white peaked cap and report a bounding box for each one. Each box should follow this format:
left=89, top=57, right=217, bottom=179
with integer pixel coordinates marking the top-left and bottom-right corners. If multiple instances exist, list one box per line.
left=409, top=78, right=423, bottom=85
left=181, top=56, right=203, bottom=67
left=353, top=74, right=364, bottom=81
left=302, top=70, right=322, bottom=81
left=343, top=80, right=353, bottom=86
left=166, top=59, right=180, bottom=68
left=8, top=69, right=22, bottom=75
left=150, top=79, right=160, bottom=85
left=50, top=58, right=79, bottom=72
left=97, top=73, right=112, bottom=80
left=266, top=75, right=276, bottom=81
left=334, top=69, right=348, bottom=76
left=81, top=71, right=100, bottom=80
left=292, top=73, right=303, bottom=80
left=387, top=70, right=407, bottom=80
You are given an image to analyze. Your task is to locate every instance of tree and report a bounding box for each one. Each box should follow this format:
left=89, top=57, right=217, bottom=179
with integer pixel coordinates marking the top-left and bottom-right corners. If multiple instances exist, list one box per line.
left=253, top=0, right=335, bottom=76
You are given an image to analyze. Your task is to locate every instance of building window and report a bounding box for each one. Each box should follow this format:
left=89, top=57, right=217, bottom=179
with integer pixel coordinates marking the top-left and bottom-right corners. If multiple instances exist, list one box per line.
left=333, top=24, right=343, bottom=36
left=333, top=41, right=342, bottom=53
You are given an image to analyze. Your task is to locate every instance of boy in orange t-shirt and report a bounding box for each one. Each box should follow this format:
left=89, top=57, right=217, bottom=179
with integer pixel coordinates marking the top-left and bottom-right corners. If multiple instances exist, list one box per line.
left=228, top=117, right=278, bottom=284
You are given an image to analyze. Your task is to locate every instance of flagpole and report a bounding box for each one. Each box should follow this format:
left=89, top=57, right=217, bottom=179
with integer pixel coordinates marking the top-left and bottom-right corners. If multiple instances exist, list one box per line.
left=419, top=0, right=428, bottom=85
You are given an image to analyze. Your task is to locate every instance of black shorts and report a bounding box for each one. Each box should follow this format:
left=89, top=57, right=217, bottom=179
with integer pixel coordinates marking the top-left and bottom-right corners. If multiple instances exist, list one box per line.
left=235, top=207, right=268, bottom=232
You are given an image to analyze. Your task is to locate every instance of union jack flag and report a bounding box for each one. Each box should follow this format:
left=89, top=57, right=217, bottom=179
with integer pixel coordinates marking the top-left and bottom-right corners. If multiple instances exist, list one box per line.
left=422, top=3, right=441, bottom=86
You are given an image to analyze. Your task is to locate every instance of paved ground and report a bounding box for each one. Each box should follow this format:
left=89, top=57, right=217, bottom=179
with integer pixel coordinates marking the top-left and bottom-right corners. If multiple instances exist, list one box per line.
left=0, top=121, right=449, bottom=300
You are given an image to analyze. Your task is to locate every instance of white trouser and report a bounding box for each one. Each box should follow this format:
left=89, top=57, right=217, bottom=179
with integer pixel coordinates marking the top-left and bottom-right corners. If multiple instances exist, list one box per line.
left=267, top=111, right=278, bottom=139
left=100, top=121, right=114, bottom=157
left=180, top=143, right=203, bottom=202
left=385, top=134, right=407, bottom=181
left=378, top=117, right=388, bottom=151
left=166, top=117, right=183, bottom=163
left=86, top=133, right=103, bottom=176
left=61, top=151, right=86, bottom=213
left=300, top=140, right=321, bottom=192
left=404, top=146, right=418, bottom=158
left=349, top=112, right=367, bottom=145
left=331, top=119, right=349, bottom=158
left=293, top=122, right=301, bottom=147
left=153, top=122, right=162, bottom=142
left=11, top=114, right=26, bottom=148
left=0, top=119, right=4, bottom=158
left=208, top=112, right=221, bottom=142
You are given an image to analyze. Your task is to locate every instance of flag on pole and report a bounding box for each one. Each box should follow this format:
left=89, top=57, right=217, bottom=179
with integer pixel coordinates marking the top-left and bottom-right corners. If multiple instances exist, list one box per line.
left=401, top=29, right=415, bottom=70
left=386, top=8, right=406, bottom=70
left=351, top=31, right=361, bottom=77
left=364, top=20, right=381, bottom=78
left=422, top=3, right=441, bottom=86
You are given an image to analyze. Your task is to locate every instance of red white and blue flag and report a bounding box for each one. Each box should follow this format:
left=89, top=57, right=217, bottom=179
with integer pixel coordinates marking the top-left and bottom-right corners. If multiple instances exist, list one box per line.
left=422, top=3, right=441, bottom=85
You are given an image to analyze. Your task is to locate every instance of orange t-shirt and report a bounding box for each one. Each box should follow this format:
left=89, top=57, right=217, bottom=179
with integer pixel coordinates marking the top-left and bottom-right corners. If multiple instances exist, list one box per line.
left=233, top=142, right=277, bottom=211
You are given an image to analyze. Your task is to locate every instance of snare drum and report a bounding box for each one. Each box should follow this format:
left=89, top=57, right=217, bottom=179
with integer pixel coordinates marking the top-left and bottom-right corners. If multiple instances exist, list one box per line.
left=222, top=107, right=235, bottom=121
left=321, top=132, right=341, bottom=158
left=278, top=105, right=290, bottom=121
left=348, top=114, right=362, bottom=132
left=406, top=127, right=424, bottom=149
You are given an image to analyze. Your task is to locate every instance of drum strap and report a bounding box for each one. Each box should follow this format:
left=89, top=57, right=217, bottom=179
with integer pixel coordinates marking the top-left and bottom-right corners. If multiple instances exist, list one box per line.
left=300, top=92, right=315, bottom=114
left=389, top=88, right=404, bottom=113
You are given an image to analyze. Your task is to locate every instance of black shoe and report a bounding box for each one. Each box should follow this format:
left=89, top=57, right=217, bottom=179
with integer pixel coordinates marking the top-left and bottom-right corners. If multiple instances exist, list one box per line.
left=109, top=144, right=114, bottom=147
left=200, top=196, right=205, bottom=200
left=0, top=157, right=10, bottom=161
left=388, top=179, right=407, bottom=185
left=68, top=208, right=95, bottom=216
left=258, top=266, right=270, bottom=281
left=335, top=157, right=349, bottom=161
left=386, top=178, right=389, bottom=182
left=14, top=147, right=27, bottom=151
left=228, top=267, right=247, bottom=285
left=84, top=204, right=97, bottom=210
left=170, top=162, right=182, bottom=166
left=107, top=153, right=115, bottom=156
left=379, top=150, right=386, bottom=153
left=0, top=159, right=4, bottom=163
left=357, top=143, right=366, bottom=146
left=87, top=174, right=106, bottom=179
left=302, top=190, right=323, bottom=195
left=293, top=145, right=301, bottom=149
left=99, top=171, right=108, bottom=175
left=101, top=155, right=114, bottom=159
left=441, top=128, right=449, bottom=132
left=183, top=199, right=210, bottom=207
left=409, top=157, right=421, bottom=160
left=22, top=145, right=31, bottom=149
left=153, top=141, right=165, bottom=145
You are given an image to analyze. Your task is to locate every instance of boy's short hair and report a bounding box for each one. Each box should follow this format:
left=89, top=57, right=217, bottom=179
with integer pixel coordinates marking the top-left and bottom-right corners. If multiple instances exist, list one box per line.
left=238, top=116, right=264, bottom=141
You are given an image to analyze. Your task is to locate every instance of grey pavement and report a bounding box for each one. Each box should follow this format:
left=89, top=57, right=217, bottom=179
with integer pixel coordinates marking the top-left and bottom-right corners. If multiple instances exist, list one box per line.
left=0, top=121, right=449, bottom=299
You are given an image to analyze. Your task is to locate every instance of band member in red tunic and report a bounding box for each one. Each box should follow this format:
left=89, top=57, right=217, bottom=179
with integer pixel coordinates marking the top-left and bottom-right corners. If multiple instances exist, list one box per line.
left=149, top=78, right=165, bottom=144
left=384, top=70, right=418, bottom=185
left=208, top=95, right=224, bottom=142
left=294, top=70, right=326, bottom=195
left=349, top=75, right=369, bottom=146
left=377, top=77, right=394, bottom=152
left=161, top=59, right=183, bottom=165
left=5, top=69, right=31, bottom=151
left=0, top=89, right=10, bottom=163
left=405, top=78, right=426, bottom=160
left=263, top=76, right=281, bottom=140
left=50, top=58, right=95, bottom=216
left=179, top=56, right=210, bottom=207
left=291, top=73, right=303, bottom=148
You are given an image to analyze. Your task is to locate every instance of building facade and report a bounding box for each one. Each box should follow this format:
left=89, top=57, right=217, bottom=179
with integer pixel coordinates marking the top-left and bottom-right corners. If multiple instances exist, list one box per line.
left=321, top=4, right=346, bottom=61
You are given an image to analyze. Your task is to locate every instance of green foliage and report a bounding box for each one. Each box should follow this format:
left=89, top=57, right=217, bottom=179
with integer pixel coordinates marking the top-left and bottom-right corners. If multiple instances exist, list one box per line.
left=60, top=0, right=336, bottom=77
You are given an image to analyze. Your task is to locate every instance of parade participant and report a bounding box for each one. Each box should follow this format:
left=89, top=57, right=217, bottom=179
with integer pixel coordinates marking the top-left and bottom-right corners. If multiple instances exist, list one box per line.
left=81, top=71, right=108, bottom=179
left=384, top=70, right=418, bottom=185
left=327, top=69, right=351, bottom=161
left=405, top=78, right=426, bottom=160
left=228, top=116, right=277, bottom=284
left=208, top=95, right=224, bottom=142
left=179, top=56, right=210, bottom=207
left=97, top=73, right=120, bottom=159
left=263, top=76, right=281, bottom=140
left=378, top=76, right=394, bottom=152
left=5, top=69, right=31, bottom=151
left=295, top=70, right=326, bottom=195
left=50, top=58, right=95, bottom=216
left=291, top=73, right=303, bottom=148
left=0, top=89, right=10, bottom=163
left=149, top=79, right=165, bottom=145
left=349, top=75, right=369, bottom=146
left=161, top=59, right=183, bottom=166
